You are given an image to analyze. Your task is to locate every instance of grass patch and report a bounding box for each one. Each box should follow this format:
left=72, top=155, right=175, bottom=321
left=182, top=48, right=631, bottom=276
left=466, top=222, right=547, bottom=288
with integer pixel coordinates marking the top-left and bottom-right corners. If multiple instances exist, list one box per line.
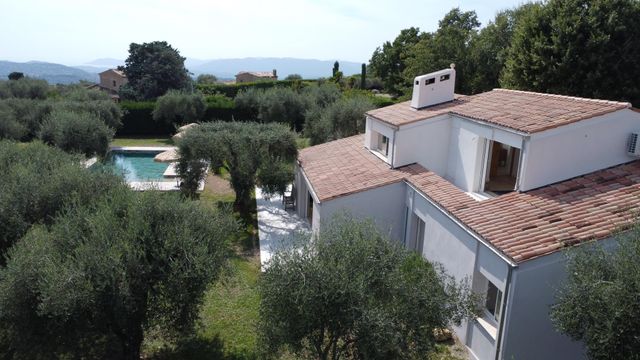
left=198, top=255, right=261, bottom=358
left=110, top=137, right=173, bottom=147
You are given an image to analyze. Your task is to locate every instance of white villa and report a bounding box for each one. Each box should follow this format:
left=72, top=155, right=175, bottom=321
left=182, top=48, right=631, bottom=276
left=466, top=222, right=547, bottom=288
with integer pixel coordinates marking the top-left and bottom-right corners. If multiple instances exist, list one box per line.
left=293, top=67, right=640, bottom=359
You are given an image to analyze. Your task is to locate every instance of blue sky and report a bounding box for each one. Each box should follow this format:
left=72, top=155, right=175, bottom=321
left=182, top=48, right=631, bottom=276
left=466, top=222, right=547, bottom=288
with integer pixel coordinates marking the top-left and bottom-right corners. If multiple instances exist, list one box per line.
left=0, top=0, right=526, bottom=65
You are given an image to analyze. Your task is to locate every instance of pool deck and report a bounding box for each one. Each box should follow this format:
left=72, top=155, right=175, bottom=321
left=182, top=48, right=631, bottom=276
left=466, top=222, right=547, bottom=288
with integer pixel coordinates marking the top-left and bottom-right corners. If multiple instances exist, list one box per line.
left=109, top=146, right=177, bottom=152
left=256, top=187, right=310, bottom=270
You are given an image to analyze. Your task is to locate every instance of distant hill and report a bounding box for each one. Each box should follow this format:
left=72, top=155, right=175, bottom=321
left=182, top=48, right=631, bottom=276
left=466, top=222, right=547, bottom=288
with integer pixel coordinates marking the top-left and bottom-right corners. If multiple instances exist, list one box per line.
left=0, top=60, right=98, bottom=84
left=0, top=57, right=364, bottom=84
left=188, top=57, right=363, bottom=79
left=84, top=58, right=123, bottom=67
left=80, top=57, right=363, bottom=79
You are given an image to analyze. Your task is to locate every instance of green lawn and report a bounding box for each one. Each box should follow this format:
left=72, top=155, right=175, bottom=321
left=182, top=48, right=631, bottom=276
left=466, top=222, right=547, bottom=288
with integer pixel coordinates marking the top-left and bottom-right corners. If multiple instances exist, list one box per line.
left=110, top=137, right=173, bottom=147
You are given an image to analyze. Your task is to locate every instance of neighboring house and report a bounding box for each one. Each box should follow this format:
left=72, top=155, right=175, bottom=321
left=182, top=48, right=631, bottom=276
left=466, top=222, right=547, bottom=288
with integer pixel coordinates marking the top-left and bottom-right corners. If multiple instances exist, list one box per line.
left=235, top=70, right=277, bottom=83
left=294, top=67, right=640, bottom=359
left=87, top=69, right=127, bottom=100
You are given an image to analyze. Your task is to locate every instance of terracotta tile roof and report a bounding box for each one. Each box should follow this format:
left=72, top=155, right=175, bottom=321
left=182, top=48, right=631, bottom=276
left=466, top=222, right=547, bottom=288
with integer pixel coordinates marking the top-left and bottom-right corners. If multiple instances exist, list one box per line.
left=300, top=135, right=640, bottom=263
left=99, top=69, right=126, bottom=77
left=366, top=89, right=631, bottom=133
left=408, top=162, right=640, bottom=263
left=298, top=135, right=421, bottom=201
left=236, top=71, right=276, bottom=78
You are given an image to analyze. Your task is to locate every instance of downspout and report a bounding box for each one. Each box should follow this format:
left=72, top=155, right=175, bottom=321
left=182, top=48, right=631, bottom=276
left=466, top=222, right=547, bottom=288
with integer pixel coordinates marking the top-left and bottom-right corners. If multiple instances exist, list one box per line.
left=390, top=127, right=398, bottom=168
left=495, top=265, right=513, bottom=360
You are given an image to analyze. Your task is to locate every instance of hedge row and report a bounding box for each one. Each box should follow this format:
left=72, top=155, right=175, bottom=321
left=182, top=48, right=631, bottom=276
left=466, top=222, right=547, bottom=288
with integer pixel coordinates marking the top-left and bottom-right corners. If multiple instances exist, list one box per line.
left=196, top=79, right=316, bottom=98
left=117, top=99, right=253, bottom=136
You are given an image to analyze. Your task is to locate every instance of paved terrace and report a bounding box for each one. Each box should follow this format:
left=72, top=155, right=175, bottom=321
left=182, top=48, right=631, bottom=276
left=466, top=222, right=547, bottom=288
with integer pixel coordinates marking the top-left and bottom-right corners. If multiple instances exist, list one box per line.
left=256, top=187, right=310, bottom=270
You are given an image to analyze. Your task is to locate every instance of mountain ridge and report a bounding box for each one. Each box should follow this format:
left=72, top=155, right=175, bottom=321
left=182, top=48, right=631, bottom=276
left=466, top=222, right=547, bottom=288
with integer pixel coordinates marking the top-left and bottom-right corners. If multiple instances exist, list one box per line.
left=0, top=57, right=364, bottom=84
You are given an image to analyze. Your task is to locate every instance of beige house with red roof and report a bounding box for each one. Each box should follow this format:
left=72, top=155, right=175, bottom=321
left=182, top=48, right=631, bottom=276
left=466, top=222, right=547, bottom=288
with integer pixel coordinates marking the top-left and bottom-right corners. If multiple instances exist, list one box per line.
left=235, top=70, right=277, bottom=83
left=294, top=67, right=640, bottom=359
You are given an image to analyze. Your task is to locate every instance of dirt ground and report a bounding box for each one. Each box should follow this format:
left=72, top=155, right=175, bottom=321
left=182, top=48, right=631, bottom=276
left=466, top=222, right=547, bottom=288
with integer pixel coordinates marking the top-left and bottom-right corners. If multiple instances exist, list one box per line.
left=204, top=173, right=234, bottom=196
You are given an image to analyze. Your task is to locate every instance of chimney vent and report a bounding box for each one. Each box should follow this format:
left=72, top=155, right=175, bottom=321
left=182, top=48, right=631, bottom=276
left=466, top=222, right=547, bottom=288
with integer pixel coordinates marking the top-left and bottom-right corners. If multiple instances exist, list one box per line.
left=410, top=68, right=456, bottom=109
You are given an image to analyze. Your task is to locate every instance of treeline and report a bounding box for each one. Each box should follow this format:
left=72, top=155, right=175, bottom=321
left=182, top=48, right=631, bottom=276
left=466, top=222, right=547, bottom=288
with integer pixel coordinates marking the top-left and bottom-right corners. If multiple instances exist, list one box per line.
left=0, top=78, right=122, bottom=156
left=369, top=0, right=640, bottom=106
left=122, top=82, right=391, bottom=144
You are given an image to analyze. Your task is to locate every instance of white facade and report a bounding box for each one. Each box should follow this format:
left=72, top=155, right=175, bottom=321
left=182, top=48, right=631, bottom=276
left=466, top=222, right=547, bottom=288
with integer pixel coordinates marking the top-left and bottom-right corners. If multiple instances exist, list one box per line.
left=520, top=109, right=640, bottom=190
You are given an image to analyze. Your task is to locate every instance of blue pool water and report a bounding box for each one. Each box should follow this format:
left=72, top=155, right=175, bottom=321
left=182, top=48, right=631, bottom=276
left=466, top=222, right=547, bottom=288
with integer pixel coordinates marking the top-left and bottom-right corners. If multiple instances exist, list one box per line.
left=100, top=151, right=170, bottom=182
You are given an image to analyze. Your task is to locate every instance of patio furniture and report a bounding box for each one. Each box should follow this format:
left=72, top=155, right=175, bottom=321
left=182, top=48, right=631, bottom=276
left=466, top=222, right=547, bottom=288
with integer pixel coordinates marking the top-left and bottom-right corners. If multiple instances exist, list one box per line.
left=283, top=184, right=295, bottom=210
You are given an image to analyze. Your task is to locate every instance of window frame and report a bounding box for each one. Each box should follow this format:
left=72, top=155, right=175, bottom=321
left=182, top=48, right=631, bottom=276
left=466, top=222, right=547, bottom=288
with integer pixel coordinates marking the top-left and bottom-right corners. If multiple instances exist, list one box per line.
left=484, top=280, right=503, bottom=323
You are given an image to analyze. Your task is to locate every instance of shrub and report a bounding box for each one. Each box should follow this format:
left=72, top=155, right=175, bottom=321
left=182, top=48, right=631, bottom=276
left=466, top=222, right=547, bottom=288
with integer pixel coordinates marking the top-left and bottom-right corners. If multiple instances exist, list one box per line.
left=234, top=87, right=262, bottom=120
left=0, top=78, right=49, bottom=99
left=39, top=110, right=114, bottom=157
left=305, top=95, right=375, bottom=145
left=153, top=90, right=206, bottom=126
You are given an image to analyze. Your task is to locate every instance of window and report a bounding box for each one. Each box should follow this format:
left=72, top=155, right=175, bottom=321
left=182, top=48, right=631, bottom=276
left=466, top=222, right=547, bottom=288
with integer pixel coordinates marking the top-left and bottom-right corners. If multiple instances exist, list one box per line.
left=440, top=74, right=450, bottom=81
left=112, top=80, right=117, bottom=87
left=485, top=281, right=503, bottom=321
left=424, top=78, right=435, bottom=85
left=414, top=216, right=425, bottom=253
left=376, top=133, right=389, bottom=156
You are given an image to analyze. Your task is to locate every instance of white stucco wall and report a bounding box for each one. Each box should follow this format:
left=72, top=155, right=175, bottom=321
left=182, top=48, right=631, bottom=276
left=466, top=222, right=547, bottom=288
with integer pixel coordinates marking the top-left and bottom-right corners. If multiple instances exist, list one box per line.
left=500, top=250, right=590, bottom=360
left=445, top=117, right=524, bottom=192
left=520, top=109, right=640, bottom=191
left=446, top=123, right=485, bottom=191
left=406, top=186, right=513, bottom=360
left=319, top=182, right=406, bottom=241
left=393, top=114, right=452, bottom=173
left=365, top=117, right=396, bottom=165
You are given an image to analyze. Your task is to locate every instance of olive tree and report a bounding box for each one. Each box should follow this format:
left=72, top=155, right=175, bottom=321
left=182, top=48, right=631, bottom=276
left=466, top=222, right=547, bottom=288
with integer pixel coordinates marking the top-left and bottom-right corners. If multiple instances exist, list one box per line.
left=39, top=109, right=114, bottom=157
left=259, top=215, right=478, bottom=359
left=152, top=90, right=206, bottom=126
left=305, top=95, right=374, bottom=145
left=0, top=77, right=49, bottom=99
left=0, top=140, right=123, bottom=262
left=551, top=223, right=640, bottom=360
left=0, top=189, right=236, bottom=359
left=177, top=122, right=298, bottom=219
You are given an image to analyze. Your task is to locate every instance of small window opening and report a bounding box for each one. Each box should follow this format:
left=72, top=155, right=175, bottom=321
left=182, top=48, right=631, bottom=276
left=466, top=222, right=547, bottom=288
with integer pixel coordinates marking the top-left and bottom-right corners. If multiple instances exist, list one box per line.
left=112, top=80, right=117, bottom=87
left=485, top=281, right=503, bottom=321
left=424, top=78, right=435, bottom=85
left=440, top=74, right=450, bottom=81
left=415, top=80, right=419, bottom=85
left=375, top=133, right=389, bottom=156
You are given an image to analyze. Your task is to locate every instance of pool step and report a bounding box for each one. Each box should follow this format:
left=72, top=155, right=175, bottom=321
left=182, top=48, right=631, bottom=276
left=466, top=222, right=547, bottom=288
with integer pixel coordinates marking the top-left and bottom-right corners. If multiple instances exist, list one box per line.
left=163, top=163, right=178, bottom=178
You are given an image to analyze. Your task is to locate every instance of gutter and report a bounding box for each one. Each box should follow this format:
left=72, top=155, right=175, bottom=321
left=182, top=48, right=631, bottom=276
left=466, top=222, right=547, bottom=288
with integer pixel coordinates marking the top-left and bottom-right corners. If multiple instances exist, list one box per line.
left=405, top=181, right=518, bottom=268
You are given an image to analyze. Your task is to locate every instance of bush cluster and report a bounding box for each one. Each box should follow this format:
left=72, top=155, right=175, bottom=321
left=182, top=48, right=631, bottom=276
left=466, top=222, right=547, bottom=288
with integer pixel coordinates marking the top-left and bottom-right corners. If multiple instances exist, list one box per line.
left=0, top=80, right=122, bottom=156
left=0, top=141, right=236, bottom=359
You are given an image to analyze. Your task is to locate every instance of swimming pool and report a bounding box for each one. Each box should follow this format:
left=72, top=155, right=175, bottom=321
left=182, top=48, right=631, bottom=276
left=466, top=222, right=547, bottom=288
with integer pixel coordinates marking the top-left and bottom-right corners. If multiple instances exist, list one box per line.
left=100, top=150, right=171, bottom=182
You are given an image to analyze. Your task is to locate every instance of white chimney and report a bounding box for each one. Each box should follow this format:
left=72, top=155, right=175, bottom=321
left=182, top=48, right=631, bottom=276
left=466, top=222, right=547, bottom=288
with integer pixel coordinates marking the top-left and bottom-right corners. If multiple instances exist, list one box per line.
left=410, top=67, right=456, bottom=109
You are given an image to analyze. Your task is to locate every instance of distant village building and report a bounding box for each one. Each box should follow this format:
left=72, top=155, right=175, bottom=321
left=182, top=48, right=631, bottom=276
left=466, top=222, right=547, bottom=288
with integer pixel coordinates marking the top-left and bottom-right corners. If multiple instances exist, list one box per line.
left=99, top=69, right=127, bottom=92
left=87, top=69, right=127, bottom=101
left=235, top=70, right=277, bottom=83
